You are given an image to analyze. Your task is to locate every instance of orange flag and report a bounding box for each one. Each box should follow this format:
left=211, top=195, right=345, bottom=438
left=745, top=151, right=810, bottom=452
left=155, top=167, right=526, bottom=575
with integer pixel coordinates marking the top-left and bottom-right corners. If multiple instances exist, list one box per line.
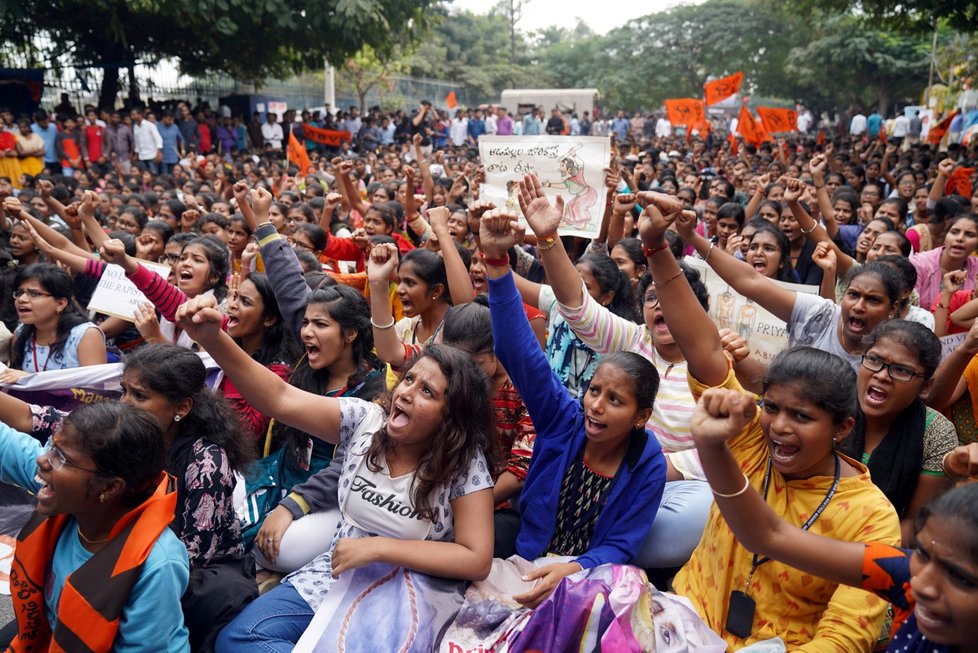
left=445, top=90, right=458, bottom=109
left=928, top=110, right=960, bottom=145
left=736, top=105, right=767, bottom=147
left=945, top=166, right=974, bottom=199
left=756, top=107, right=798, bottom=135
left=288, top=132, right=312, bottom=177
left=704, top=71, right=744, bottom=106
left=728, top=131, right=739, bottom=156
left=816, top=129, right=825, bottom=145
left=665, top=98, right=707, bottom=137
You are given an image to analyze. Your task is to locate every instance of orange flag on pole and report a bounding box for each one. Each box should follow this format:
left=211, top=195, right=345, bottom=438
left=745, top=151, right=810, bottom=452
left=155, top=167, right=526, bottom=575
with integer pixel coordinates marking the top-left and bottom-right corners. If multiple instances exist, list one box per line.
left=664, top=98, right=707, bottom=137
left=756, top=107, right=798, bottom=135
left=736, top=105, right=768, bottom=147
left=928, top=110, right=960, bottom=145
left=288, top=132, right=312, bottom=177
left=445, top=91, right=458, bottom=109
left=704, top=71, right=744, bottom=106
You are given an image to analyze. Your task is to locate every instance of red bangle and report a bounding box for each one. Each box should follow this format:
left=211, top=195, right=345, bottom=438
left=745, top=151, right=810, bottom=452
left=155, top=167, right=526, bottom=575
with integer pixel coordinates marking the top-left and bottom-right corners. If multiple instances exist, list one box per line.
left=642, top=243, right=670, bottom=257
left=480, top=252, right=509, bottom=267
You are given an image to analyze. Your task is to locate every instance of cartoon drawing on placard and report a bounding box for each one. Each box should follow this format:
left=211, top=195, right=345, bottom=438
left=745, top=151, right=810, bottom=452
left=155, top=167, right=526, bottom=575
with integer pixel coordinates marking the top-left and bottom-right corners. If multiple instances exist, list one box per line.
left=540, top=144, right=599, bottom=229
left=737, top=299, right=758, bottom=343
left=716, top=288, right=736, bottom=331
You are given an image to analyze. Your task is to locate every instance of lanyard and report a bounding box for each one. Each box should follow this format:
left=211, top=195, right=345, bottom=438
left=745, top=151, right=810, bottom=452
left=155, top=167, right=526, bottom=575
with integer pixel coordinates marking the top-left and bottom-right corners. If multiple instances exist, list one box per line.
left=31, top=336, right=52, bottom=373
left=744, top=455, right=841, bottom=592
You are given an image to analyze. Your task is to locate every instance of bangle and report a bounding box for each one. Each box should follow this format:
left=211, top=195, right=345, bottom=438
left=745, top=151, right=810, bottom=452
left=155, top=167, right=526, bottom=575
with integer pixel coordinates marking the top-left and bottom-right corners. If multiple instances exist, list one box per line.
left=370, top=317, right=396, bottom=330
left=480, top=252, right=509, bottom=267
left=800, top=219, right=819, bottom=235
left=703, top=242, right=716, bottom=263
left=641, top=242, right=670, bottom=258
left=656, top=268, right=685, bottom=288
left=711, top=473, right=751, bottom=498
left=814, top=184, right=825, bottom=190
left=537, top=233, right=561, bottom=252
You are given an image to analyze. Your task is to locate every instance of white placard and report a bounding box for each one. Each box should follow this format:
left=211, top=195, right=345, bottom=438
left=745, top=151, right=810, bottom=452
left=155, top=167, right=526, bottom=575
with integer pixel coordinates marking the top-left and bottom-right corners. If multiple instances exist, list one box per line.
left=939, top=332, right=968, bottom=361
left=479, top=135, right=611, bottom=239
left=86, top=260, right=173, bottom=321
left=684, top=256, right=819, bottom=365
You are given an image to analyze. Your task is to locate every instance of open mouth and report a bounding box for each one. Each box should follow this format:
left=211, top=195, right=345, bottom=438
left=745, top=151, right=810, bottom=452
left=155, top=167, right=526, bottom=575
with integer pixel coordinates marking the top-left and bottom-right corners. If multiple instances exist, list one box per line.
left=35, top=474, right=54, bottom=502
left=389, top=404, right=410, bottom=430
left=304, top=343, right=320, bottom=363
left=584, top=414, right=606, bottom=437
left=752, top=261, right=768, bottom=273
left=226, top=316, right=240, bottom=330
left=769, top=439, right=800, bottom=466
left=914, top=603, right=949, bottom=631
left=652, top=314, right=669, bottom=333
left=847, top=316, right=866, bottom=334
left=864, top=385, right=888, bottom=408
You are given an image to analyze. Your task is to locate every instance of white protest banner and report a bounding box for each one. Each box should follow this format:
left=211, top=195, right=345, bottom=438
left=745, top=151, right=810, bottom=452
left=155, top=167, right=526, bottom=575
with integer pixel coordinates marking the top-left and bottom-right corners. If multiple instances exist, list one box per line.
left=479, top=135, right=611, bottom=239
left=939, top=332, right=968, bottom=361
left=86, top=260, right=173, bottom=321
left=684, top=256, right=819, bottom=365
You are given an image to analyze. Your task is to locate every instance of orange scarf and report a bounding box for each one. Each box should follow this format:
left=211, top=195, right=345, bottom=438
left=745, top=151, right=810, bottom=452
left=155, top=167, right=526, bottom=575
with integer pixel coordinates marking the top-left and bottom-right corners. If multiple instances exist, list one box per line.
left=7, top=474, right=177, bottom=653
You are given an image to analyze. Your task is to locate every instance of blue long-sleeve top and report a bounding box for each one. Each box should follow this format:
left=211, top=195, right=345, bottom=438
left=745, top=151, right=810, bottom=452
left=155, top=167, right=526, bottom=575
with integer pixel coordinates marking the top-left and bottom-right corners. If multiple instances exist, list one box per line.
left=488, top=271, right=666, bottom=569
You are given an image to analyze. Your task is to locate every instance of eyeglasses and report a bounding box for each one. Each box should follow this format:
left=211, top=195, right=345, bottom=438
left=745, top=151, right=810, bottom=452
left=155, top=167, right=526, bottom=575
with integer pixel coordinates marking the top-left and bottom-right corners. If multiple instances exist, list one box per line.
left=42, top=444, right=101, bottom=474
left=287, top=238, right=311, bottom=251
left=860, top=354, right=925, bottom=383
left=12, top=289, right=52, bottom=300
left=642, top=292, right=660, bottom=308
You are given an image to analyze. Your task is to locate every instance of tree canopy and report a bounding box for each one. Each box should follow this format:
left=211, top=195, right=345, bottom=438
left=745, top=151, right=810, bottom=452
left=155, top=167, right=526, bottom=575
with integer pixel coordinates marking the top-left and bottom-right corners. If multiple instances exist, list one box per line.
left=0, top=0, right=434, bottom=108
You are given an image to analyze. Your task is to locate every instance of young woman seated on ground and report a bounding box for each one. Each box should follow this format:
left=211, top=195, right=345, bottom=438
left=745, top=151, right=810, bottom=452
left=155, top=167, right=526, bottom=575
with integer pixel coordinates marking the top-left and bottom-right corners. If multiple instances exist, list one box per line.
left=478, top=202, right=667, bottom=607
left=692, top=390, right=978, bottom=653
left=638, top=201, right=901, bottom=650
left=172, top=294, right=494, bottom=652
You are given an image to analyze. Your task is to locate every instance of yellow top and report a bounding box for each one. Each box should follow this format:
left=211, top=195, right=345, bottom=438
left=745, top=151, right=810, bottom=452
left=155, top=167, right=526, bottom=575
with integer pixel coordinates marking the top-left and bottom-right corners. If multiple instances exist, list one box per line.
left=673, top=366, right=900, bottom=651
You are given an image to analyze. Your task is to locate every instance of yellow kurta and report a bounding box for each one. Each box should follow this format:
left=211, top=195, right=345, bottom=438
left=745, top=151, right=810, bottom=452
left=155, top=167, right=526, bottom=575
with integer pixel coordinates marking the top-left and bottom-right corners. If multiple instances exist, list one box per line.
left=673, top=367, right=900, bottom=651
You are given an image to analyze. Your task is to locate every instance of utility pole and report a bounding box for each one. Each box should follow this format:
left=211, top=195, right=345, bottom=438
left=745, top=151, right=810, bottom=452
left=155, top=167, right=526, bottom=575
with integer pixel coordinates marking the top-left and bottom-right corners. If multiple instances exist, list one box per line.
left=925, top=21, right=938, bottom=106
left=508, top=0, right=522, bottom=88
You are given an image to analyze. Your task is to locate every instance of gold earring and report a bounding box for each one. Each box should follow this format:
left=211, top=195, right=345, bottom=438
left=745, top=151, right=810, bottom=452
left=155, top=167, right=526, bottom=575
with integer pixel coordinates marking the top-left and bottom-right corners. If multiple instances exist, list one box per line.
left=99, top=493, right=105, bottom=503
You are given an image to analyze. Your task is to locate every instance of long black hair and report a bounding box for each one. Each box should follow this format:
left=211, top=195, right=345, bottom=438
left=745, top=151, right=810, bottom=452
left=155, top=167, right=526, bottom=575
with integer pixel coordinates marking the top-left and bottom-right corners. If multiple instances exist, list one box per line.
left=122, top=344, right=253, bottom=473
left=11, top=264, right=91, bottom=370
left=576, top=253, right=639, bottom=323
left=238, top=273, right=303, bottom=368
left=365, top=344, right=492, bottom=522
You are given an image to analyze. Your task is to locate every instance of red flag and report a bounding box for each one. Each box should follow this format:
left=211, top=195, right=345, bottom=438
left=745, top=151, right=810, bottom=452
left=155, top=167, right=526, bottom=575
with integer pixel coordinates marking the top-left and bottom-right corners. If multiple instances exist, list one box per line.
left=665, top=98, right=708, bottom=137
left=756, top=107, right=798, bottom=135
left=816, top=129, right=825, bottom=145
left=445, top=90, right=458, bottom=109
left=303, top=124, right=352, bottom=147
left=704, top=71, right=744, bottom=106
left=728, top=131, right=739, bottom=156
left=928, top=110, right=960, bottom=145
left=288, top=132, right=312, bottom=177
left=736, top=105, right=768, bottom=147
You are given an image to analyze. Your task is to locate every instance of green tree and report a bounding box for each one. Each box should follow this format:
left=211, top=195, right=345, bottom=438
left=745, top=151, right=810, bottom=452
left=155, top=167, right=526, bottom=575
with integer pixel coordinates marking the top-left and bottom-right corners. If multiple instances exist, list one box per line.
left=784, top=0, right=977, bottom=33
left=336, top=46, right=404, bottom=113
left=785, top=14, right=930, bottom=114
left=0, top=0, right=434, bottom=109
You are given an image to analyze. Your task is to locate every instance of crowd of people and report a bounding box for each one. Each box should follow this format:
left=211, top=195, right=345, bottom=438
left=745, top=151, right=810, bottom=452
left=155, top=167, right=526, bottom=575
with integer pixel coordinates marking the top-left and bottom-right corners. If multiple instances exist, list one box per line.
left=0, top=94, right=976, bottom=653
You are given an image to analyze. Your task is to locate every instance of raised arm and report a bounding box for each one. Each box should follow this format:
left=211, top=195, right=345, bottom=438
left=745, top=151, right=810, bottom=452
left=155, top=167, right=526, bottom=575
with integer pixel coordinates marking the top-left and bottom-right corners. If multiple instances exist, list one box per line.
left=17, top=218, right=94, bottom=276
left=744, top=172, right=771, bottom=220
left=367, top=243, right=409, bottom=368
left=928, top=158, right=954, bottom=206
left=413, top=134, right=435, bottom=203
left=637, top=198, right=728, bottom=385
left=809, top=155, right=841, bottom=239
left=670, top=195, right=798, bottom=323
left=338, top=160, right=369, bottom=217
left=429, top=206, right=475, bottom=305
left=513, top=175, right=586, bottom=309
left=175, top=295, right=342, bottom=441
left=77, top=190, right=111, bottom=251
left=691, top=387, right=864, bottom=587
left=784, top=177, right=856, bottom=279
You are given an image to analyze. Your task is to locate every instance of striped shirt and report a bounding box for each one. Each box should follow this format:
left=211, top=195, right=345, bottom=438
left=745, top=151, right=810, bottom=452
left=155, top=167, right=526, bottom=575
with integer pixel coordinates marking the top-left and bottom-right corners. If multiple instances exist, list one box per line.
left=556, top=287, right=704, bottom=479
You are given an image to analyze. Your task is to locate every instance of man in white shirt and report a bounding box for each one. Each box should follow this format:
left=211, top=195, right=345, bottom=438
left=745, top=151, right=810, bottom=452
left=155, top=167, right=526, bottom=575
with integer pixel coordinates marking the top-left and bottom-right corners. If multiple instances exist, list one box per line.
left=130, top=107, right=163, bottom=174
left=484, top=106, right=498, bottom=135
left=655, top=114, right=672, bottom=139
left=849, top=110, right=867, bottom=136
left=449, top=110, right=468, bottom=147
left=261, top=113, right=284, bottom=152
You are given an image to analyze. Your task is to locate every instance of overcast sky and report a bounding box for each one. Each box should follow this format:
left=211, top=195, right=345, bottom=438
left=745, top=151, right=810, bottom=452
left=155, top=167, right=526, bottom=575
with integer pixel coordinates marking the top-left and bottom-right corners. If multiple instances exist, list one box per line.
left=449, top=0, right=702, bottom=35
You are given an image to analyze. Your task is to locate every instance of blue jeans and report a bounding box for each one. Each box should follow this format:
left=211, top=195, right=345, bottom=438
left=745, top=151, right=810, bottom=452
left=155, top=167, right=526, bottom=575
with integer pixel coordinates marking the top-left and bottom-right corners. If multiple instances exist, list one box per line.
left=215, top=583, right=313, bottom=653
left=634, top=480, right=714, bottom=569
left=137, top=159, right=160, bottom=174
